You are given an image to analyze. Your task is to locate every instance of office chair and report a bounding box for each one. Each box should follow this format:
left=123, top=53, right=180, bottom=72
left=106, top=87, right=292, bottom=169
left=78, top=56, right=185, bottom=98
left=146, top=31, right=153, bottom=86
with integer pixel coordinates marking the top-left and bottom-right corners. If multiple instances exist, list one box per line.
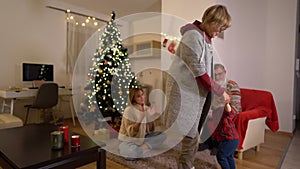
left=24, top=83, right=59, bottom=124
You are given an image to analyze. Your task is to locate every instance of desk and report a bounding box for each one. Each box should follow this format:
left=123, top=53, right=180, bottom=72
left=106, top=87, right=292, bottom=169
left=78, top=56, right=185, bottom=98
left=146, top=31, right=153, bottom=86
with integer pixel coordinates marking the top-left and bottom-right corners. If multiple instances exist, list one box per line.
left=0, top=88, right=76, bottom=126
left=0, top=124, right=106, bottom=169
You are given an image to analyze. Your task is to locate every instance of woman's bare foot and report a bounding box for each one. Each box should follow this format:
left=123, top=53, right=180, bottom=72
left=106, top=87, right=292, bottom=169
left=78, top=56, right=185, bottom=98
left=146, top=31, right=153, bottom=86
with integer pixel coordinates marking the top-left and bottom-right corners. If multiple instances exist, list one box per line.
left=141, top=144, right=150, bottom=153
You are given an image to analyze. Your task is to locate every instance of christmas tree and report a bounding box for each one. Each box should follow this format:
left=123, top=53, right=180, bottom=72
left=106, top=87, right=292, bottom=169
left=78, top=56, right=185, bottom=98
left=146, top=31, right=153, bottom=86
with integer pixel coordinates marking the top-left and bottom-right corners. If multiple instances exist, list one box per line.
left=80, top=12, right=138, bottom=129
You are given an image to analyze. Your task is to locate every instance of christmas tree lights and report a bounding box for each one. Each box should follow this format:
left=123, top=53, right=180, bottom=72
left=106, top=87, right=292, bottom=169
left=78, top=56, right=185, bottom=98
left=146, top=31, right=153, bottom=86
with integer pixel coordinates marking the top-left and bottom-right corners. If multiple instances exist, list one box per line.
left=81, top=12, right=138, bottom=129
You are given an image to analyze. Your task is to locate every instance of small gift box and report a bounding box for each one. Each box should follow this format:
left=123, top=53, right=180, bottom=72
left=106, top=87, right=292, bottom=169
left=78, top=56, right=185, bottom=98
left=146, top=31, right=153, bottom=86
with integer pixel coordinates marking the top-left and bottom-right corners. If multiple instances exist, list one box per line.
left=93, top=128, right=110, bottom=140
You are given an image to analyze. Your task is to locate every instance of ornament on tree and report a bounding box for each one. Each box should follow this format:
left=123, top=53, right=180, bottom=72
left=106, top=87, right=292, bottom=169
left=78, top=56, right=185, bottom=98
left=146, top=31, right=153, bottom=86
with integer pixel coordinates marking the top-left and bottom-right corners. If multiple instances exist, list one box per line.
left=109, top=67, right=118, bottom=75
left=89, top=104, right=96, bottom=112
left=80, top=103, right=84, bottom=107
left=105, top=54, right=112, bottom=60
left=112, top=47, right=118, bottom=55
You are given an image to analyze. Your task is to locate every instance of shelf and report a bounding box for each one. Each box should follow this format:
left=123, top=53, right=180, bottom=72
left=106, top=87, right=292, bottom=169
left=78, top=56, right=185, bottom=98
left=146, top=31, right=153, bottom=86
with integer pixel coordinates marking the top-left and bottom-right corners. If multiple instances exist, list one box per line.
left=124, top=40, right=161, bottom=58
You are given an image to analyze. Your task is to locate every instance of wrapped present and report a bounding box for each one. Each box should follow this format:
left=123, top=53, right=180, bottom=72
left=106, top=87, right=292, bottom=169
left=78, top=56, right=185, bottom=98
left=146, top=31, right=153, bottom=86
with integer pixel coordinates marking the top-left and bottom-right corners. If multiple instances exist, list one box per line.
left=93, top=128, right=110, bottom=140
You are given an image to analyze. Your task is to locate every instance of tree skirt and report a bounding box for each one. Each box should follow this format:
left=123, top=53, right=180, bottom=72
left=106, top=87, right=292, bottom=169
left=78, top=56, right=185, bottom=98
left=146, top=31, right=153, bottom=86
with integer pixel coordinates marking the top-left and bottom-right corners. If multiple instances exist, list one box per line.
left=106, top=148, right=220, bottom=169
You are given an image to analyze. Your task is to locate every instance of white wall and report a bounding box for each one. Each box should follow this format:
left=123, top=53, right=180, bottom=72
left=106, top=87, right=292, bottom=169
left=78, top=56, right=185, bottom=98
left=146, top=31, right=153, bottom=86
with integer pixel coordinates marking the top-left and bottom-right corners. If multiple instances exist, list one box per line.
left=0, top=0, right=70, bottom=120
left=0, top=0, right=110, bottom=89
left=162, top=0, right=215, bottom=23
left=162, top=0, right=298, bottom=132
left=118, top=13, right=162, bottom=80
left=264, top=0, right=297, bottom=133
left=0, top=0, right=110, bottom=120
left=214, top=0, right=297, bottom=133
left=0, top=0, right=66, bottom=88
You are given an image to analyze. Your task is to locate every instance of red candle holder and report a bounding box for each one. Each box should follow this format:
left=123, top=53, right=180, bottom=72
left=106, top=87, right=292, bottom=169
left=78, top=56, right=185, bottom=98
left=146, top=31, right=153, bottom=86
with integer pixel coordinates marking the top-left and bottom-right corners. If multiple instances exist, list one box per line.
left=71, top=135, right=80, bottom=148
left=59, top=125, right=69, bottom=143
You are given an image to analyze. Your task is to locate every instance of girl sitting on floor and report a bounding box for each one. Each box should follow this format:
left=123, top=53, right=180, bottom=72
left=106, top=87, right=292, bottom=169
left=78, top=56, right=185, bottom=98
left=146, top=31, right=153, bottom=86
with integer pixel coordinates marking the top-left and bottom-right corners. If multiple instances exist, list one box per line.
left=118, top=87, right=167, bottom=160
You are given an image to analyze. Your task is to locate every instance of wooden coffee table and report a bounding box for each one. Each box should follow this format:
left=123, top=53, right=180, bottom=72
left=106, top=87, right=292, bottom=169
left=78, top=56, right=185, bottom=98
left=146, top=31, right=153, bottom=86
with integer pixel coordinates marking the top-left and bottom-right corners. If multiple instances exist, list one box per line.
left=0, top=123, right=106, bottom=169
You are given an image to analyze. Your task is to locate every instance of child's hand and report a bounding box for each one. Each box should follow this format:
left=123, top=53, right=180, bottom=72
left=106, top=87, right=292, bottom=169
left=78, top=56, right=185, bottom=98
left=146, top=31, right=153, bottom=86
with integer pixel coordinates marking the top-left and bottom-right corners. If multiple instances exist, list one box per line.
left=223, top=92, right=230, bottom=104
left=224, top=103, right=231, bottom=112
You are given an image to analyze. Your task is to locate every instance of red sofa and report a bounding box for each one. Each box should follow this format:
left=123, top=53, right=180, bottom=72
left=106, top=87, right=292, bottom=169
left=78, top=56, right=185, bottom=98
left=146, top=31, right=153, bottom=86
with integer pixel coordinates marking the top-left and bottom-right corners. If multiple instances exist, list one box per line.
left=235, top=88, right=279, bottom=159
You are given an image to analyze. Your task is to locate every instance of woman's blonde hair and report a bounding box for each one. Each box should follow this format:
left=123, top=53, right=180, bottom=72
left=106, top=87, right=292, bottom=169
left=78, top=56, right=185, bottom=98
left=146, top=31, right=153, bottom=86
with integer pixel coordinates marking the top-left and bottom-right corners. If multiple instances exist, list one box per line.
left=202, top=4, right=232, bottom=29
left=128, top=87, right=144, bottom=105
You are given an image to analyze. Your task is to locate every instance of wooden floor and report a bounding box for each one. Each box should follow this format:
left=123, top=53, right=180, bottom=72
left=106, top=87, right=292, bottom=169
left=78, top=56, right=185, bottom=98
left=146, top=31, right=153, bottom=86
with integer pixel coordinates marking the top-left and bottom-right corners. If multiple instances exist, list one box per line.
left=65, top=118, right=291, bottom=169
left=280, top=120, right=300, bottom=169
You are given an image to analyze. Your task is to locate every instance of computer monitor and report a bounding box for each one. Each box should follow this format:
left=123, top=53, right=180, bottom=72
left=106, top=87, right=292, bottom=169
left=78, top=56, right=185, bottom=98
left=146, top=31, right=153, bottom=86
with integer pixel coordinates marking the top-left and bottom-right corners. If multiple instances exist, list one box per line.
left=22, top=63, right=54, bottom=82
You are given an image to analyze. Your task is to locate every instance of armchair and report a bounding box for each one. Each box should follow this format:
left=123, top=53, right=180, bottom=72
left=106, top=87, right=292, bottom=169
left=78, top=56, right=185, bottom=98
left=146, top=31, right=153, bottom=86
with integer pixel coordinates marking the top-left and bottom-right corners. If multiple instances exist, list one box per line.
left=235, top=88, right=279, bottom=159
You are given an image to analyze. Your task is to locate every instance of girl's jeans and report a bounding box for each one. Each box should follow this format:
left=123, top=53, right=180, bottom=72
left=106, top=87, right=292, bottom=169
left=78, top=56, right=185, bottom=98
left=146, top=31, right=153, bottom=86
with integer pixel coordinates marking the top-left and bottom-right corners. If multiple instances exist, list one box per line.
left=119, top=131, right=167, bottom=159
left=216, top=139, right=239, bottom=169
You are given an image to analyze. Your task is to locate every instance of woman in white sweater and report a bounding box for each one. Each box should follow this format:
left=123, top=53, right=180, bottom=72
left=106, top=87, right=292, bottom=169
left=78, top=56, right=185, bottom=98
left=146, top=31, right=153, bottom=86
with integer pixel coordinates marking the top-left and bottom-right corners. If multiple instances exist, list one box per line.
left=118, top=87, right=166, bottom=160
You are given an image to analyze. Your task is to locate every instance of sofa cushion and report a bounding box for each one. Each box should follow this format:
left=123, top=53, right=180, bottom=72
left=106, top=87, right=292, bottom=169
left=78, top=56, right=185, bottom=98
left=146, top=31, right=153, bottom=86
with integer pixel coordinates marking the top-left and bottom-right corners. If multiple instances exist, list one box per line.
left=0, top=114, right=23, bottom=129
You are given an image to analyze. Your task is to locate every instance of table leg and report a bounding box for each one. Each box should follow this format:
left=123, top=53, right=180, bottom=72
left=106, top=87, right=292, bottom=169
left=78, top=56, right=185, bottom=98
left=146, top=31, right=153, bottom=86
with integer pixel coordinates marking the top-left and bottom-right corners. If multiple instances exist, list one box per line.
left=1, top=99, right=13, bottom=114
left=1, top=99, right=5, bottom=113
left=69, top=96, right=76, bottom=126
left=1, top=100, right=5, bottom=112
left=97, top=148, right=106, bottom=169
left=10, top=99, right=15, bottom=115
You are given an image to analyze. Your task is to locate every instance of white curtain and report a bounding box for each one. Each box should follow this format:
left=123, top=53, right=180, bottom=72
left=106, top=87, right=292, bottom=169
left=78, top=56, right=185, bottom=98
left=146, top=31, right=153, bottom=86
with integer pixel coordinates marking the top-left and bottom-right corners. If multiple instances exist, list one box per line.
left=66, top=14, right=105, bottom=74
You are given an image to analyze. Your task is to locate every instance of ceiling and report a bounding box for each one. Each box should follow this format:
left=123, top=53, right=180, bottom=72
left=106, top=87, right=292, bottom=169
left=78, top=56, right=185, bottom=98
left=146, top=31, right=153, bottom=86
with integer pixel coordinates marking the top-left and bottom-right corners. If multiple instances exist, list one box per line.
left=60, top=0, right=161, bottom=18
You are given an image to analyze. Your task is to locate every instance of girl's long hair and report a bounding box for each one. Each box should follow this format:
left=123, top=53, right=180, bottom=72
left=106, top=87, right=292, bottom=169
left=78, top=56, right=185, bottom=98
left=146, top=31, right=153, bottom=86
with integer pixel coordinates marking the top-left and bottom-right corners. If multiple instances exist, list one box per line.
left=128, top=87, right=144, bottom=105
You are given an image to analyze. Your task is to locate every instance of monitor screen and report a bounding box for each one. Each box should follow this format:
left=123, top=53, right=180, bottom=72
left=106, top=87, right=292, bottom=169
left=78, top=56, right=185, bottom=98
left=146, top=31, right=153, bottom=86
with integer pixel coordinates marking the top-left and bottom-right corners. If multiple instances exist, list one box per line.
left=22, top=63, right=54, bottom=81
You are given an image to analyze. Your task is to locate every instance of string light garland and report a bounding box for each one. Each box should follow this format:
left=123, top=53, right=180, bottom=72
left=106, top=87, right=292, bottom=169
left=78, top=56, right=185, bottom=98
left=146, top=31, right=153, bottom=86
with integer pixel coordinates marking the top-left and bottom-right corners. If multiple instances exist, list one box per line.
left=46, top=6, right=108, bottom=23
left=66, top=9, right=100, bottom=29
left=46, top=6, right=108, bottom=30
